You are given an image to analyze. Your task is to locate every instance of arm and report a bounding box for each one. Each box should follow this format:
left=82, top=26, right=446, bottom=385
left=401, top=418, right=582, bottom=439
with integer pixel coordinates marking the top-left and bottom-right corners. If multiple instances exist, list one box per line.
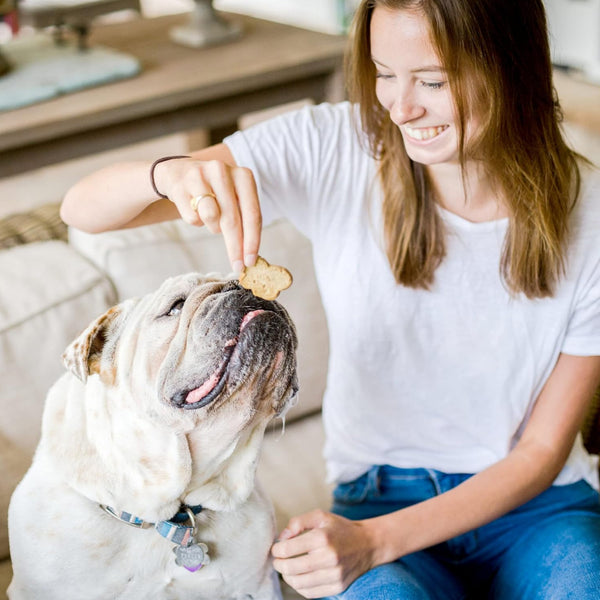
left=60, top=143, right=261, bottom=271
left=272, top=353, right=600, bottom=599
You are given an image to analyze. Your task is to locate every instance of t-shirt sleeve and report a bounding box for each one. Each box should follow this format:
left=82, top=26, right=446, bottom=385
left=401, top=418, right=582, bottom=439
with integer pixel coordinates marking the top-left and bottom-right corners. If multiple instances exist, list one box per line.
left=561, top=257, right=600, bottom=356
left=223, top=102, right=361, bottom=238
left=561, top=175, right=600, bottom=356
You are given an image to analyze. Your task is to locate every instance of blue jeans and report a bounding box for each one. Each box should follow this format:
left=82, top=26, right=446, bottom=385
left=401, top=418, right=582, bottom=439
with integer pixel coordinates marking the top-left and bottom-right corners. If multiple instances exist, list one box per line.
left=325, top=465, right=600, bottom=600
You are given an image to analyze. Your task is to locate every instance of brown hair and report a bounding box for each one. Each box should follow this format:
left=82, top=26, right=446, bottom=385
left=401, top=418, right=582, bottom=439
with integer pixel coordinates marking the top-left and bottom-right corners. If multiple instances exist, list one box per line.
left=346, top=0, right=585, bottom=298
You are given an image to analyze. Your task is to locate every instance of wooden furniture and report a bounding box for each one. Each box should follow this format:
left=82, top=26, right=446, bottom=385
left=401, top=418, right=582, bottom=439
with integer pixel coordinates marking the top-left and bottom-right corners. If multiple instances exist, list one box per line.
left=17, top=0, right=142, bottom=49
left=0, top=12, right=347, bottom=177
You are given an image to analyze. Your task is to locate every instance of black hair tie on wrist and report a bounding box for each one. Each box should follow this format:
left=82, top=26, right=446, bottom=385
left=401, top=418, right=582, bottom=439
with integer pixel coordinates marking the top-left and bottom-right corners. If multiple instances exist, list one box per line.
left=150, top=155, right=190, bottom=199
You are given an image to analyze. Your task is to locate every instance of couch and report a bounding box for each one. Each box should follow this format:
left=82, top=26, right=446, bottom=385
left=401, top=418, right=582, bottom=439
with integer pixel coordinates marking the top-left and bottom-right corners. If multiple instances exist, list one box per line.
left=0, top=204, right=334, bottom=599
left=1, top=200, right=599, bottom=600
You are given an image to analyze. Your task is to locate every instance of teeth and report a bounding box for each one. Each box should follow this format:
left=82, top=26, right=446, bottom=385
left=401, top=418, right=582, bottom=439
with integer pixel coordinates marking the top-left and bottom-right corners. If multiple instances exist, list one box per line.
left=404, top=125, right=448, bottom=141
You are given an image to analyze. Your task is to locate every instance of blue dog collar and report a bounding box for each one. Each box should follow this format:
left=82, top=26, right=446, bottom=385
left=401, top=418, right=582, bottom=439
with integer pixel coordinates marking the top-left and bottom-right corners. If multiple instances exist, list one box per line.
left=100, top=503, right=204, bottom=546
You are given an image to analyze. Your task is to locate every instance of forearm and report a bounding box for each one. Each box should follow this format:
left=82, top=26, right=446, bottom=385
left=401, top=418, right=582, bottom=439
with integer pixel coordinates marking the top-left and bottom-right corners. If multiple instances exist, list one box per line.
left=367, top=354, right=600, bottom=566
left=367, top=440, right=564, bottom=566
left=61, top=160, right=172, bottom=233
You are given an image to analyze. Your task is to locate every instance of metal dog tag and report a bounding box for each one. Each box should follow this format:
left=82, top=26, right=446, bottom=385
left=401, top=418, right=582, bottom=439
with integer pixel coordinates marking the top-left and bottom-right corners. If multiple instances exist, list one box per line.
left=173, top=541, right=210, bottom=572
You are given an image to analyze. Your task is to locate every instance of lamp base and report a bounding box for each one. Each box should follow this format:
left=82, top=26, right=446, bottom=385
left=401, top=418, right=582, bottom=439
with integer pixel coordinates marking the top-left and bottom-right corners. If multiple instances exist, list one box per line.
left=170, top=0, right=242, bottom=49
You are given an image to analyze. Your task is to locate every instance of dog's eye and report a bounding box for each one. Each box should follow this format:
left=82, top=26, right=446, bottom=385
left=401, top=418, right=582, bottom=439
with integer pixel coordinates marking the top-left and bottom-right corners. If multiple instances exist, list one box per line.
left=166, top=299, right=185, bottom=317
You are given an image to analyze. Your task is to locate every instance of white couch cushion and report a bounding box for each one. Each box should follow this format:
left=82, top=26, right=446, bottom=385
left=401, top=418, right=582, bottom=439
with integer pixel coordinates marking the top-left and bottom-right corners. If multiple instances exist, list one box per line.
left=260, top=413, right=333, bottom=534
left=260, top=412, right=333, bottom=600
left=0, top=241, right=116, bottom=560
left=69, top=220, right=329, bottom=423
left=0, top=559, right=11, bottom=600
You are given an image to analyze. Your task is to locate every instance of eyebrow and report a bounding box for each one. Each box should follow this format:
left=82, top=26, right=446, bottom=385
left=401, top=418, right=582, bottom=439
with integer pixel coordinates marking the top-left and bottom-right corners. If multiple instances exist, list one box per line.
left=371, top=57, right=445, bottom=73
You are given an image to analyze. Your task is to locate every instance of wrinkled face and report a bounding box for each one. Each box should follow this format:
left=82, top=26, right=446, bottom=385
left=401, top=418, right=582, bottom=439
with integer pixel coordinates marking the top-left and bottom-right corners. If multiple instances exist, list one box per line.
left=371, top=6, right=475, bottom=167
left=114, top=274, right=298, bottom=430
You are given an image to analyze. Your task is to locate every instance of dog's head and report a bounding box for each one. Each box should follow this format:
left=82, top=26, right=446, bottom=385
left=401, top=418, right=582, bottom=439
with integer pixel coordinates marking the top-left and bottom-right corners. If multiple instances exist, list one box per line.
left=53, top=273, right=298, bottom=517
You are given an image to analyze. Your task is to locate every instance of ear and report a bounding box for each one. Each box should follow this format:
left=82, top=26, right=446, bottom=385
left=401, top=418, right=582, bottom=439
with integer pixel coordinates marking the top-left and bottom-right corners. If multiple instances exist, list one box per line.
left=62, top=306, right=122, bottom=383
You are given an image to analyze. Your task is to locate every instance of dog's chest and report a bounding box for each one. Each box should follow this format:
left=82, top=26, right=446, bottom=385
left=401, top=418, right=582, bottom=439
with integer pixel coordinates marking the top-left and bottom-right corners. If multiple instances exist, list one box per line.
left=83, top=532, right=254, bottom=599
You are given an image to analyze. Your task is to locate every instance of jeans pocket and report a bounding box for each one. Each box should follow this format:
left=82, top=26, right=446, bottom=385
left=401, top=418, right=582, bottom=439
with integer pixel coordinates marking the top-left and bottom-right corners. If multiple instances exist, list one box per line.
left=332, top=473, right=371, bottom=505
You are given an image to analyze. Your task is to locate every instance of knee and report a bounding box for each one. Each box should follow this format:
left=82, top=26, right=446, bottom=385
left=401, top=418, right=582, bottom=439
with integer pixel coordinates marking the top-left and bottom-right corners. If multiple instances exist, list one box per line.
left=338, top=583, right=428, bottom=600
left=337, top=566, right=431, bottom=600
left=492, top=515, right=600, bottom=599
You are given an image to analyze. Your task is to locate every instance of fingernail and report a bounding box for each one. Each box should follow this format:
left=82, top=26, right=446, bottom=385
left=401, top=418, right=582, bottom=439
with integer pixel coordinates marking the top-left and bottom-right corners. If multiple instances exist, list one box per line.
left=244, top=254, right=257, bottom=267
left=232, top=260, right=244, bottom=274
left=278, top=528, right=292, bottom=540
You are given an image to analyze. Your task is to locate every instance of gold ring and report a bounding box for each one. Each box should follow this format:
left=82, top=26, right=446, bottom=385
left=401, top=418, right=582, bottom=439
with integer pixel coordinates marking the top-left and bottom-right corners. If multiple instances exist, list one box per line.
left=190, top=192, right=217, bottom=212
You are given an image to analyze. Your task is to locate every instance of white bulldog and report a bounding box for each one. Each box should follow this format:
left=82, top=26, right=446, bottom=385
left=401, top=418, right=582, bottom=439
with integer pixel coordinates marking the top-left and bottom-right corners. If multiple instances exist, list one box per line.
left=8, top=273, right=298, bottom=600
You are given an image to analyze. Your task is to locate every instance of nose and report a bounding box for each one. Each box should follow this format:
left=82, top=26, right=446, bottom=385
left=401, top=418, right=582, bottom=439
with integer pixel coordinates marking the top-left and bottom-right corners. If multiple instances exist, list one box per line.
left=388, top=88, right=424, bottom=126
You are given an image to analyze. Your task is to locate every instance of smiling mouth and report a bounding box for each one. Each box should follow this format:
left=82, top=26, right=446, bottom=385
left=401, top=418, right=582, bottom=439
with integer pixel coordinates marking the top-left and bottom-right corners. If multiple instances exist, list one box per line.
left=404, top=124, right=449, bottom=141
left=171, top=309, right=266, bottom=410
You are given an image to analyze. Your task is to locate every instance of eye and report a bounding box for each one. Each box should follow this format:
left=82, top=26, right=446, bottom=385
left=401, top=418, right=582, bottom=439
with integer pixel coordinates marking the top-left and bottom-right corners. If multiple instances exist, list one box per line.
left=166, top=298, right=186, bottom=317
left=375, top=71, right=394, bottom=80
left=421, top=80, right=446, bottom=90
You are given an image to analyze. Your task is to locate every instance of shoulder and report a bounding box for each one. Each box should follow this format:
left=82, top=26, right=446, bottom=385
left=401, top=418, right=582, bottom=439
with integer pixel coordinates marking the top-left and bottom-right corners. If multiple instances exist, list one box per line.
left=225, top=101, right=364, bottom=158
left=245, top=101, right=363, bottom=143
left=565, top=165, right=600, bottom=279
left=572, top=165, right=600, bottom=235
left=299, top=100, right=360, bottom=127
left=272, top=101, right=363, bottom=143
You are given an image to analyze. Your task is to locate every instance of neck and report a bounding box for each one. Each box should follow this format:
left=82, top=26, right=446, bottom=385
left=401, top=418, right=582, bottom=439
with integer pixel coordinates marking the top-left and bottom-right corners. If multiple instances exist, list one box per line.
left=182, top=421, right=267, bottom=511
left=426, top=161, right=507, bottom=223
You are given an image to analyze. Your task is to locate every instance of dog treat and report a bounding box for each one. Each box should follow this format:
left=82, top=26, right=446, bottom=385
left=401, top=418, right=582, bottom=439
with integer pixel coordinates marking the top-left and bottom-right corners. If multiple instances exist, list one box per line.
left=239, top=256, right=292, bottom=301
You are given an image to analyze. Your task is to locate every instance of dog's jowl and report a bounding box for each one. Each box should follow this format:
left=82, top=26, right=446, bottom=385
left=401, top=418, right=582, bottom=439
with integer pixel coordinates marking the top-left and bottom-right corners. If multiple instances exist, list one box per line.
left=8, top=273, right=298, bottom=600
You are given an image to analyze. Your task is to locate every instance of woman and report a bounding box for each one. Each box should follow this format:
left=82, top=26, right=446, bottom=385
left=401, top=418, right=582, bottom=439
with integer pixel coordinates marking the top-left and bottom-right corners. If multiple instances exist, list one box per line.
left=61, top=0, right=600, bottom=598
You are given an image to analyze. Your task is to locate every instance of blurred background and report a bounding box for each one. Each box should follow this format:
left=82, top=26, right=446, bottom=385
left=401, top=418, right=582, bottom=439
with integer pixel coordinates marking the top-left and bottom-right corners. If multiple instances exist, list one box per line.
left=0, top=0, right=598, bottom=215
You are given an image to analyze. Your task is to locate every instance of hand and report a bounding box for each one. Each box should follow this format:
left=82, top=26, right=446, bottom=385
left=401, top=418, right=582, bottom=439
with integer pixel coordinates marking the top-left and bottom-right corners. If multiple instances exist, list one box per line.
left=271, top=510, right=377, bottom=598
left=154, top=154, right=261, bottom=273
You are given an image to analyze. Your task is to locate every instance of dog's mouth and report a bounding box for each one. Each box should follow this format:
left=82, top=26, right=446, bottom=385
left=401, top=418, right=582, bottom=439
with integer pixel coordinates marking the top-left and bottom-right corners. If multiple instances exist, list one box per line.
left=171, top=309, right=268, bottom=410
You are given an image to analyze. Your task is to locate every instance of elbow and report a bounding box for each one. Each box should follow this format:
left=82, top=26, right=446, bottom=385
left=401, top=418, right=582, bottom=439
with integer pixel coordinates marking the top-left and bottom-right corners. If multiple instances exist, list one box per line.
left=59, top=196, right=73, bottom=227
left=60, top=189, right=98, bottom=233
left=516, top=437, right=571, bottom=488
left=60, top=189, right=77, bottom=227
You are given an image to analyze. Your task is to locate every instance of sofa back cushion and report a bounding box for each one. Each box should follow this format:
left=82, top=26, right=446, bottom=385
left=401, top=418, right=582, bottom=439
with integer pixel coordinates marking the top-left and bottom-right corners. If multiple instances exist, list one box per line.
left=0, top=240, right=116, bottom=560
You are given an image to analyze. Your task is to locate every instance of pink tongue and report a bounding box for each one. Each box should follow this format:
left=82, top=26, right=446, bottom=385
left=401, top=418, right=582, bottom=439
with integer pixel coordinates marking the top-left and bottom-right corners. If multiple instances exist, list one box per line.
left=185, top=310, right=266, bottom=404
left=240, top=309, right=265, bottom=330
left=185, top=369, right=222, bottom=404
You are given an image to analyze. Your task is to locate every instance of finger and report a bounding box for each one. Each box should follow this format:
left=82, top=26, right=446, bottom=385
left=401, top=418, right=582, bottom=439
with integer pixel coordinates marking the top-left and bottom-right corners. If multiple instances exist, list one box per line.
left=171, top=188, right=205, bottom=227
left=273, top=547, right=337, bottom=577
left=282, top=567, right=347, bottom=599
left=203, top=161, right=244, bottom=272
left=278, top=510, right=333, bottom=542
left=272, top=527, right=329, bottom=559
left=156, top=159, right=203, bottom=225
left=232, top=166, right=261, bottom=267
left=192, top=192, right=221, bottom=234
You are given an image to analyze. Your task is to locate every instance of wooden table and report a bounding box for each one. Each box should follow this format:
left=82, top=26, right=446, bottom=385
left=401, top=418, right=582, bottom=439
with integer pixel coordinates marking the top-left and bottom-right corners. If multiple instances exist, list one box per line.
left=0, top=12, right=347, bottom=177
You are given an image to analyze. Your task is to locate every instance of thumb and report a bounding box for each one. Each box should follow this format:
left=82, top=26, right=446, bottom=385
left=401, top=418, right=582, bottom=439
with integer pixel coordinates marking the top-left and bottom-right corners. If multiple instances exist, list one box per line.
left=278, top=509, right=331, bottom=540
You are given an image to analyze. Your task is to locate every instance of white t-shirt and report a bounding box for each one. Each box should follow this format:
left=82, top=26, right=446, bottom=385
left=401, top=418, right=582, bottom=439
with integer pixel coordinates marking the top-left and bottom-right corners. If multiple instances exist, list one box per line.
left=225, top=102, right=600, bottom=488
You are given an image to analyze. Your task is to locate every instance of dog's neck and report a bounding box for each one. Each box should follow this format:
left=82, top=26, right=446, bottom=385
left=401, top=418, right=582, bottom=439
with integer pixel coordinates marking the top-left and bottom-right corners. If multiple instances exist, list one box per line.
left=45, top=374, right=271, bottom=522
left=181, top=421, right=268, bottom=512
left=43, top=376, right=192, bottom=522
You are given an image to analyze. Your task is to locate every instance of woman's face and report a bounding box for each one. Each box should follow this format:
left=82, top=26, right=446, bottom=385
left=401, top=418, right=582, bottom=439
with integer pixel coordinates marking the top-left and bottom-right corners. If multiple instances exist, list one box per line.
left=370, top=6, right=471, bottom=166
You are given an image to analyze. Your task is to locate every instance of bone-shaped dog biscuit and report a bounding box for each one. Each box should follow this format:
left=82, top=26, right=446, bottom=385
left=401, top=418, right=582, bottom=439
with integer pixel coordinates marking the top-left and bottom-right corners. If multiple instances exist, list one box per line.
left=239, top=256, right=292, bottom=301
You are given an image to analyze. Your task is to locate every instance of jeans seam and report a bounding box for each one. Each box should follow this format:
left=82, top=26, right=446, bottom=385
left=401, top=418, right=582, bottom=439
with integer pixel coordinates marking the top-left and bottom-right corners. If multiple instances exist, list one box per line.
left=426, top=468, right=443, bottom=495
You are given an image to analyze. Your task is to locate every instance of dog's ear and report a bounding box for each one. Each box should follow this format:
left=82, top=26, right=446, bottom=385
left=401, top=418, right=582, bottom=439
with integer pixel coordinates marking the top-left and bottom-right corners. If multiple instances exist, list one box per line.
left=62, top=306, right=122, bottom=383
